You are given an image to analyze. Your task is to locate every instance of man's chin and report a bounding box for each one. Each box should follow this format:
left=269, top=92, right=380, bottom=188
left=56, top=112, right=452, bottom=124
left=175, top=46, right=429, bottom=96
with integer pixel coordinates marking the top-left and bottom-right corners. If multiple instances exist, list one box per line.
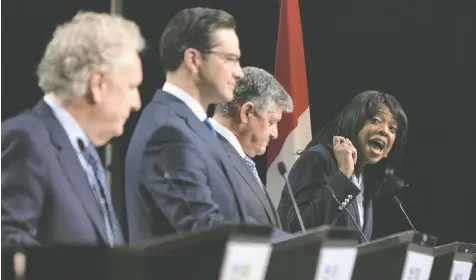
left=108, top=127, right=124, bottom=142
left=222, top=91, right=234, bottom=102
left=212, top=91, right=232, bottom=103
left=115, top=127, right=124, bottom=138
left=255, top=148, right=267, bottom=157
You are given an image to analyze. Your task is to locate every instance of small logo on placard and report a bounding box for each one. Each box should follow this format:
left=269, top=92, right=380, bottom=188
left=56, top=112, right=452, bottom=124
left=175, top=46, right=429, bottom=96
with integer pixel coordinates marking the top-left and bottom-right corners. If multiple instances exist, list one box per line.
left=405, top=267, right=421, bottom=280
left=320, top=264, right=338, bottom=279
left=230, top=264, right=252, bottom=280
left=453, top=273, right=463, bottom=280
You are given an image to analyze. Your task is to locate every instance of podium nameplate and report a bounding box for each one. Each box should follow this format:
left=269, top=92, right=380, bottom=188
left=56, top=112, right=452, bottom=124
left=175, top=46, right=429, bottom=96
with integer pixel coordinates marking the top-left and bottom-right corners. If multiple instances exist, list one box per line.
left=266, top=226, right=360, bottom=280
left=401, top=248, right=434, bottom=280
left=140, top=225, right=272, bottom=280
left=352, top=230, right=437, bottom=280
left=1, top=225, right=273, bottom=280
left=430, top=242, right=476, bottom=280
left=219, top=239, right=272, bottom=280
left=314, top=242, right=358, bottom=280
left=449, top=260, right=473, bottom=280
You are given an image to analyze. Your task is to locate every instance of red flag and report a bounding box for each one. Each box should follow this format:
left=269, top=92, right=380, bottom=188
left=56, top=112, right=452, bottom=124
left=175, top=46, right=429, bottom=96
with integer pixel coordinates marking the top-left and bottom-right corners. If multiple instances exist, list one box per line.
left=266, top=0, right=312, bottom=205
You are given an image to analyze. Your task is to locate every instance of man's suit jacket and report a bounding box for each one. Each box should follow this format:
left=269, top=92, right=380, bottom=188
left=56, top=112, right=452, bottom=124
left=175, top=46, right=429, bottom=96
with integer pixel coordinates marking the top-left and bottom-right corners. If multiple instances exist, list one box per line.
left=1, top=100, right=116, bottom=246
left=216, top=134, right=280, bottom=227
left=277, top=143, right=373, bottom=242
left=125, top=90, right=252, bottom=244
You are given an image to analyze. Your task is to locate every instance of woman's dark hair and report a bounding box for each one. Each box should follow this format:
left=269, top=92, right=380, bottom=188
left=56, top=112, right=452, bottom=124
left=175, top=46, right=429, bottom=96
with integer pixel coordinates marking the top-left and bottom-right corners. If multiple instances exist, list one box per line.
left=304, top=90, right=409, bottom=196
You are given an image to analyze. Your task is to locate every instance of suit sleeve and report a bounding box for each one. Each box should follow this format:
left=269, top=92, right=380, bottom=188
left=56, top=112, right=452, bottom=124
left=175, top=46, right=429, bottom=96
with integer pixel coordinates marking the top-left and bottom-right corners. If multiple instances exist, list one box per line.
left=139, top=125, right=233, bottom=233
left=2, top=130, right=46, bottom=246
left=282, top=149, right=360, bottom=232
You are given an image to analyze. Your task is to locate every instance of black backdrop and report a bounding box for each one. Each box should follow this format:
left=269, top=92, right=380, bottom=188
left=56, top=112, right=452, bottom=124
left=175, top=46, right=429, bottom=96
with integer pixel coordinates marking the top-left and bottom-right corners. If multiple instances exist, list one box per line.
left=3, top=0, right=476, bottom=244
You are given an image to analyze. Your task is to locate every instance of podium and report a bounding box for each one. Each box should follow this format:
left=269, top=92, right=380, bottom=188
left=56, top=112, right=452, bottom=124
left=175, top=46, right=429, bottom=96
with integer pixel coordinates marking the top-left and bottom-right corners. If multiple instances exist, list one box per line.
left=352, top=230, right=438, bottom=280
left=138, top=224, right=272, bottom=279
left=430, top=242, right=475, bottom=280
left=265, top=225, right=360, bottom=280
left=1, top=245, right=144, bottom=280
left=471, top=254, right=476, bottom=280
left=2, top=224, right=272, bottom=280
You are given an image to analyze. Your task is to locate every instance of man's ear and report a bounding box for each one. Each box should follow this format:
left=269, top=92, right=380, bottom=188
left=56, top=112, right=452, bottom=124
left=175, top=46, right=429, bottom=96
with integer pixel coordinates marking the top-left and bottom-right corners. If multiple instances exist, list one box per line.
left=89, top=72, right=105, bottom=104
left=239, top=102, right=254, bottom=124
left=183, top=48, right=202, bottom=75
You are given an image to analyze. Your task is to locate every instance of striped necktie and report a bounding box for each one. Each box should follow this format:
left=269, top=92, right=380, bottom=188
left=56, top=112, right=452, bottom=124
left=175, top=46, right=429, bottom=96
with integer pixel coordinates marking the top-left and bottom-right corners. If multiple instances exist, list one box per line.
left=82, top=144, right=124, bottom=246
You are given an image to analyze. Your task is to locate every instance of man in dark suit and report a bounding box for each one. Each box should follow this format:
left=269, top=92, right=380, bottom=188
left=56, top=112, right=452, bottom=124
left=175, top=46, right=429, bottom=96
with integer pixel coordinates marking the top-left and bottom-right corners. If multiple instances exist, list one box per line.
left=210, top=67, right=293, bottom=229
left=1, top=12, right=145, bottom=246
left=125, top=8, right=252, bottom=244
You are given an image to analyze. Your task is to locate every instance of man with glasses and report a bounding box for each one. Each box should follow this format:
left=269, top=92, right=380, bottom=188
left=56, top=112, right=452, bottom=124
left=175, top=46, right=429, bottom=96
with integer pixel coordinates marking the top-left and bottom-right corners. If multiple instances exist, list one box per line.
left=125, top=7, right=250, bottom=243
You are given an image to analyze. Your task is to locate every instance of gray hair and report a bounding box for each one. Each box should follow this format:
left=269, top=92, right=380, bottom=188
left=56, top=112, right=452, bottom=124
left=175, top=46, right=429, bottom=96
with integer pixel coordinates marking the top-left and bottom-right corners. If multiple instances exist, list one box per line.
left=37, top=11, right=145, bottom=101
left=215, top=66, right=293, bottom=116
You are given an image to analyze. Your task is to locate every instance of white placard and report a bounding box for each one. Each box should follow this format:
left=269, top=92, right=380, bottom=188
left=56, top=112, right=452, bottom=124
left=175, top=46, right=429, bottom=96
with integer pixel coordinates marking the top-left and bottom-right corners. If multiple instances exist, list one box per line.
left=314, top=247, right=358, bottom=280
left=449, top=260, right=473, bottom=280
left=400, top=251, right=434, bottom=280
left=219, top=241, right=272, bottom=280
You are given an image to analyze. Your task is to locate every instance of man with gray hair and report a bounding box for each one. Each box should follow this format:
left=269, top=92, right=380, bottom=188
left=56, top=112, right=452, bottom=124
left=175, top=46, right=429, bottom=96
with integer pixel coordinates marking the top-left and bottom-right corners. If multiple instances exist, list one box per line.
left=211, top=66, right=293, bottom=227
left=2, top=11, right=145, bottom=246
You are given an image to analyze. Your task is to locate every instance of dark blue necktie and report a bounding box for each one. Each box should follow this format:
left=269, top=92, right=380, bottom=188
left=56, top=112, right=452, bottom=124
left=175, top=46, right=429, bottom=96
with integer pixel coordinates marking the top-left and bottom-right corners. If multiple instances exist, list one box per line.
left=203, top=118, right=217, bottom=137
left=83, top=144, right=123, bottom=246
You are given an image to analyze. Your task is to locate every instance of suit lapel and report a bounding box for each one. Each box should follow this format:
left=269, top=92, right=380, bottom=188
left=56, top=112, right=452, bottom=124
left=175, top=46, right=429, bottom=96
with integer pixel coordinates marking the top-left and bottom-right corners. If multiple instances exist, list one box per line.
left=55, top=148, right=110, bottom=243
left=182, top=108, right=241, bottom=187
left=348, top=200, right=362, bottom=228
left=362, top=199, right=373, bottom=240
left=218, top=136, right=276, bottom=224
left=156, top=91, right=227, bottom=160
left=153, top=91, right=247, bottom=218
left=187, top=116, right=248, bottom=218
left=346, top=201, right=369, bottom=243
left=326, top=147, right=367, bottom=241
left=327, top=145, right=364, bottom=234
left=353, top=198, right=363, bottom=224
left=322, top=144, right=371, bottom=241
left=33, top=101, right=109, bottom=243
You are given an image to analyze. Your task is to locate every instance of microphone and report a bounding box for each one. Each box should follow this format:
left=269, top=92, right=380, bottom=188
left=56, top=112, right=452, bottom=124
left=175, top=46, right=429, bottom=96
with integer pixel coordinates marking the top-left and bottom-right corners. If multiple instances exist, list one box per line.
left=325, top=185, right=369, bottom=243
left=392, top=196, right=419, bottom=233
left=262, top=186, right=283, bottom=230
left=277, top=162, right=306, bottom=233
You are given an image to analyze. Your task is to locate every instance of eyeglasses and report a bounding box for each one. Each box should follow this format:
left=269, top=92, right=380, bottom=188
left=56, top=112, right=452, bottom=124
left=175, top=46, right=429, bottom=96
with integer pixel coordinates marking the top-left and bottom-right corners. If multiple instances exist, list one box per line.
left=202, top=50, right=241, bottom=65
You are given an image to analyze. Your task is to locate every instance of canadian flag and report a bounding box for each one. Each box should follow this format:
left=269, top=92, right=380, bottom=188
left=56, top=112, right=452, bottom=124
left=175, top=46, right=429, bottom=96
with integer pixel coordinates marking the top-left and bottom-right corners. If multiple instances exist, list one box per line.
left=266, top=0, right=312, bottom=206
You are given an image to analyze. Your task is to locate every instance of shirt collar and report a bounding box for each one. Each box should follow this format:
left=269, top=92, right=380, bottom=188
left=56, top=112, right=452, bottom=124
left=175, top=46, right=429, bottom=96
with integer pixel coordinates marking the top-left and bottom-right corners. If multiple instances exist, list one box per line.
left=162, top=82, right=208, bottom=122
left=43, top=95, right=90, bottom=152
left=209, top=118, right=247, bottom=158
left=351, top=175, right=364, bottom=191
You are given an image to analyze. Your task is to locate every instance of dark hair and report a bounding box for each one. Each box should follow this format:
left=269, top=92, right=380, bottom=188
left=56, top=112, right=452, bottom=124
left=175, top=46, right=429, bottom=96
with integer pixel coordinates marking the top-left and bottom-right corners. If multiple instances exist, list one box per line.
left=305, top=90, right=409, bottom=195
left=159, top=7, right=236, bottom=72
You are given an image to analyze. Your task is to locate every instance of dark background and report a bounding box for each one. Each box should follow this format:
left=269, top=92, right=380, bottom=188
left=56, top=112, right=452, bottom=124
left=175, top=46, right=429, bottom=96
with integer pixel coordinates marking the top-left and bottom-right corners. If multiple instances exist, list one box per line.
left=3, top=0, right=475, bottom=244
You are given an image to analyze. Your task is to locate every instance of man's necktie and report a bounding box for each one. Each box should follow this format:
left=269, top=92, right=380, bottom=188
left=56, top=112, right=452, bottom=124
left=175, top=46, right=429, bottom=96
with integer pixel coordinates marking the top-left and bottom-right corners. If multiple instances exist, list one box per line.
left=243, top=155, right=283, bottom=229
left=203, top=118, right=217, bottom=137
left=243, top=155, right=265, bottom=190
left=83, top=144, right=123, bottom=246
